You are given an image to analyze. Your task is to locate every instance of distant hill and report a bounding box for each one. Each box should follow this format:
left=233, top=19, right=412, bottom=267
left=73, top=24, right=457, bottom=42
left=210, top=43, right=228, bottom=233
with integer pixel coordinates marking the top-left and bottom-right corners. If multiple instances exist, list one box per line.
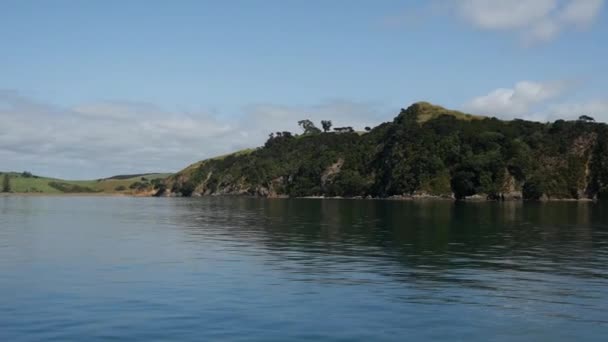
left=102, top=173, right=168, bottom=181
left=161, top=102, right=608, bottom=201
left=0, top=172, right=171, bottom=195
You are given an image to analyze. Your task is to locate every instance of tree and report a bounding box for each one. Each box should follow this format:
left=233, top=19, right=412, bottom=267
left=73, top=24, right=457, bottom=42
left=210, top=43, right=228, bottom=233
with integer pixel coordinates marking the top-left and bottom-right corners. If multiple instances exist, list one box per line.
left=523, top=177, right=544, bottom=200
left=298, top=120, right=321, bottom=135
left=321, top=120, right=333, bottom=132
left=451, top=171, right=475, bottom=200
left=330, top=170, right=368, bottom=197
left=2, top=174, right=11, bottom=193
left=579, top=115, right=595, bottom=122
left=365, top=127, right=371, bottom=132
left=334, top=127, right=354, bottom=133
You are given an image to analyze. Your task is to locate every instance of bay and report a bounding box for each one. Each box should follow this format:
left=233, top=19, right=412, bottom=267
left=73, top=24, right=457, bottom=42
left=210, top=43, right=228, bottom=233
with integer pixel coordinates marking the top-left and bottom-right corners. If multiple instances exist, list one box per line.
left=1, top=197, right=607, bottom=341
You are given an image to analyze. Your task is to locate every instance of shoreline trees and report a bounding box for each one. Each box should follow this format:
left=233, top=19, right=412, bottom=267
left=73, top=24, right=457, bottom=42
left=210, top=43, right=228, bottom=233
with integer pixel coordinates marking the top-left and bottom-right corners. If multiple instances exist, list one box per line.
left=2, top=174, right=11, bottom=193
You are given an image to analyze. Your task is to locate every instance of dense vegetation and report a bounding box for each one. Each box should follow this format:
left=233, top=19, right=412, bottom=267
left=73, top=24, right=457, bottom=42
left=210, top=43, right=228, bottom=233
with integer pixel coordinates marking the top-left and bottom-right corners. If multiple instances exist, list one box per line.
left=2, top=174, right=11, bottom=192
left=48, top=181, right=100, bottom=193
left=164, top=102, right=608, bottom=201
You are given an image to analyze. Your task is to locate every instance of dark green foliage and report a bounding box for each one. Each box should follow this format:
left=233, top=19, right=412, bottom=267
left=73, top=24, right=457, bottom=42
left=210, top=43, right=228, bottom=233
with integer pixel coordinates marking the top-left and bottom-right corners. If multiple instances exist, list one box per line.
left=167, top=102, right=608, bottom=200
left=48, top=182, right=98, bottom=193
left=115, top=185, right=127, bottom=191
left=2, top=174, right=11, bottom=192
left=523, top=178, right=544, bottom=200
left=329, top=170, right=369, bottom=197
left=178, top=181, right=197, bottom=197
left=21, top=171, right=35, bottom=178
left=105, top=173, right=159, bottom=180
left=321, top=120, right=332, bottom=133
left=334, top=127, right=354, bottom=133
left=451, top=171, right=476, bottom=200
left=150, top=178, right=163, bottom=188
left=129, top=181, right=151, bottom=191
left=129, top=182, right=141, bottom=189
left=589, top=125, right=608, bottom=199
left=150, top=178, right=166, bottom=193
left=298, top=120, right=321, bottom=135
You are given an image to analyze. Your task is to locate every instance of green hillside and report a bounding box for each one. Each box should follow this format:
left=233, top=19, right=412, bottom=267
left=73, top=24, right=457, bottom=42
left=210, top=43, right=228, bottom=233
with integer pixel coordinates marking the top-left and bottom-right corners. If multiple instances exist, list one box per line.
left=162, top=102, right=608, bottom=201
left=407, top=101, right=484, bottom=123
left=0, top=172, right=171, bottom=195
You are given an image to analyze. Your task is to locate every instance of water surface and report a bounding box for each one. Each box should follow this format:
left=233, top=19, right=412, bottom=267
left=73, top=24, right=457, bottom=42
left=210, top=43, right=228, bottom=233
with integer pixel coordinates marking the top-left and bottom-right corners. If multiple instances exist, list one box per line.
left=1, top=197, right=607, bottom=341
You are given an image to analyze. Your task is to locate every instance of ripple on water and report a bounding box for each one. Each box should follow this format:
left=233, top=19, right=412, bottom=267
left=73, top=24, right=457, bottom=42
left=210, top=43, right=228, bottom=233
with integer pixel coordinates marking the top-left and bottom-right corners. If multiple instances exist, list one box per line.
left=1, top=197, right=607, bottom=341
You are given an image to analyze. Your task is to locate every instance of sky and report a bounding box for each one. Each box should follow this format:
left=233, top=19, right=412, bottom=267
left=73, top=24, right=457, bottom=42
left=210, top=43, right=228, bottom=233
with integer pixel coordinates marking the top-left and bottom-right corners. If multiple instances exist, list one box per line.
left=1, top=0, right=607, bottom=179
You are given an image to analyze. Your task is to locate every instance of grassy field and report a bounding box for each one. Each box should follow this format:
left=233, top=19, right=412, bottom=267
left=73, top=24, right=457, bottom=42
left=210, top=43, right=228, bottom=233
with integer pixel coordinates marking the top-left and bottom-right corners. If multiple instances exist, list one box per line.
left=177, top=148, right=256, bottom=177
left=410, top=102, right=485, bottom=123
left=0, top=172, right=171, bottom=194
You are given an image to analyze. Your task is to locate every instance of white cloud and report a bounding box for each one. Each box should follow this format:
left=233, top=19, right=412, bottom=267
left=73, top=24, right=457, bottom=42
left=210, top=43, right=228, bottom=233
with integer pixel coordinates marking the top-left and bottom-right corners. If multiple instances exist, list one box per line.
left=389, top=0, right=604, bottom=44
left=545, top=100, right=608, bottom=120
left=458, top=0, right=604, bottom=44
left=559, top=0, right=605, bottom=26
left=0, top=91, right=388, bottom=179
left=458, top=0, right=558, bottom=30
left=465, top=80, right=570, bottom=117
left=465, top=80, right=608, bottom=122
left=525, top=18, right=561, bottom=43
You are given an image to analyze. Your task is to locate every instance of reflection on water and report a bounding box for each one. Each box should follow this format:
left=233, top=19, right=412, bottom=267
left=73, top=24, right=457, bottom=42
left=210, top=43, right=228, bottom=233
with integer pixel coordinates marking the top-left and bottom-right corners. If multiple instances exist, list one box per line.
left=1, top=197, right=607, bottom=341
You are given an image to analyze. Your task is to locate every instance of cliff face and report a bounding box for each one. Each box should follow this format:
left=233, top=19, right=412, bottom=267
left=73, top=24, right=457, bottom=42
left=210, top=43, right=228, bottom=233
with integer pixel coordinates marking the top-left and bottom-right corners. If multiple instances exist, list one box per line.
left=160, top=103, right=608, bottom=201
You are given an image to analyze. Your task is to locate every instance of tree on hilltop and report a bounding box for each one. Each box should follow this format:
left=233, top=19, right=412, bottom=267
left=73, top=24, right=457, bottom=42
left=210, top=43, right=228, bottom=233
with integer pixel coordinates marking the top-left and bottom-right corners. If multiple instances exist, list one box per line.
left=334, top=126, right=354, bottom=133
left=298, top=120, right=321, bottom=135
left=321, top=120, right=333, bottom=133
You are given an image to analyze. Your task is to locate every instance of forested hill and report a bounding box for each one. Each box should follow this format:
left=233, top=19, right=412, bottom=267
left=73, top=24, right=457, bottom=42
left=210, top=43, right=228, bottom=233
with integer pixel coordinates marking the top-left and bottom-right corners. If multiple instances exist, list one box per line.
left=161, top=102, right=608, bottom=201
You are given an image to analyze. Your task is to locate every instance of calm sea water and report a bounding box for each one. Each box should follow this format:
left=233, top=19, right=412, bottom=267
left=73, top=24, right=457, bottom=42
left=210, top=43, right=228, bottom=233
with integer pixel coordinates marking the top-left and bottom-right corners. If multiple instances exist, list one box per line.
left=1, top=197, right=607, bottom=341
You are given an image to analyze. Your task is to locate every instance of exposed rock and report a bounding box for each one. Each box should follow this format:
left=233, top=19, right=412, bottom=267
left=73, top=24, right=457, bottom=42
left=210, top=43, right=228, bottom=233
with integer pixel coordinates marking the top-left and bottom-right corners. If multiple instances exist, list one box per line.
left=500, top=172, right=523, bottom=200
left=321, top=159, right=344, bottom=186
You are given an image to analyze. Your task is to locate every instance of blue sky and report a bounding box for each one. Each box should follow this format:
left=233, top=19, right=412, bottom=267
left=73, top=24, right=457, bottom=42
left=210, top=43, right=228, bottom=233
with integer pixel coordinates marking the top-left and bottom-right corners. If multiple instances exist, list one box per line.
left=1, top=0, right=607, bottom=178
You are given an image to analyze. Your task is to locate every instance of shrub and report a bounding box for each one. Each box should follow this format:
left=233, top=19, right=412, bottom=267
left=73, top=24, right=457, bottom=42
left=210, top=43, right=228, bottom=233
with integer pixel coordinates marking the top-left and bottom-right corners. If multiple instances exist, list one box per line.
left=48, top=182, right=98, bottom=193
left=2, top=174, right=11, bottom=192
left=523, top=178, right=544, bottom=200
left=451, top=171, right=476, bottom=200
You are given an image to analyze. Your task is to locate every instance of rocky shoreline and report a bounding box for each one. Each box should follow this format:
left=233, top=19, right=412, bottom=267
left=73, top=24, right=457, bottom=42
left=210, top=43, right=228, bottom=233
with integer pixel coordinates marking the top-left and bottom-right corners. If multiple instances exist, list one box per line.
left=154, top=190, right=598, bottom=202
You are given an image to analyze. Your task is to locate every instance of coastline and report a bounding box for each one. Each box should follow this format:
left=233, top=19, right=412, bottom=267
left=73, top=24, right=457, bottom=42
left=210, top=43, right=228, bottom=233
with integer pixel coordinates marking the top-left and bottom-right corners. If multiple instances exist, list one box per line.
left=156, top=192, right=599, bottom=202
left=1, top=191, right=598, bottom=202
left=0, top=192, right=130, bottom=197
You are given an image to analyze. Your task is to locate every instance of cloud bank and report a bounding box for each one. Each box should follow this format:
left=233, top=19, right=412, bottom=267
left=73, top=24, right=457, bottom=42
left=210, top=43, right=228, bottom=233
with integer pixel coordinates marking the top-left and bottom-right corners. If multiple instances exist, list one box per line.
left=388, top=0, right=604, bottom=44
left=464, top=80, right=608, bottom=122
left=458, top=0, right=604, bottom=43
left=464, top=80, right=571, bottom=117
